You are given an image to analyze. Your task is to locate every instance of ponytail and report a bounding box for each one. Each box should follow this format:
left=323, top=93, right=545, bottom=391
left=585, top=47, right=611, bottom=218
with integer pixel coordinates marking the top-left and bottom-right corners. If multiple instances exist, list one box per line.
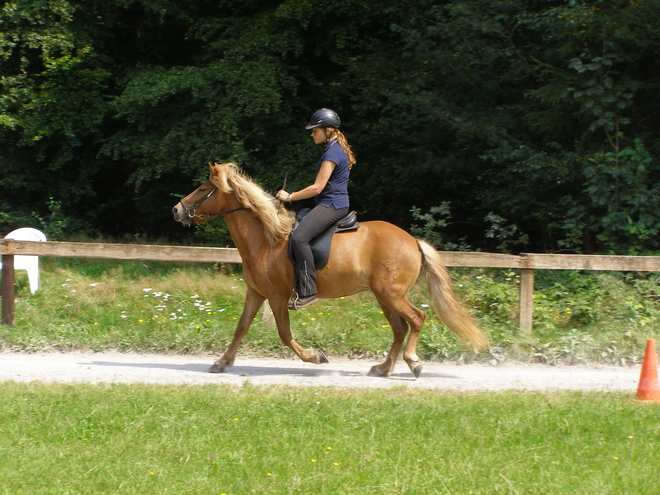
left=328, top=129, right=356, bottom=170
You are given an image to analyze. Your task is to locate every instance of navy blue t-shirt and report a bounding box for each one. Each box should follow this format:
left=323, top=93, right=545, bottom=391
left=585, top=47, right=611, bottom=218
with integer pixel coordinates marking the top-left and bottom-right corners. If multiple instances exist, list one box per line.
left=315, top=139, right=350, bottom=209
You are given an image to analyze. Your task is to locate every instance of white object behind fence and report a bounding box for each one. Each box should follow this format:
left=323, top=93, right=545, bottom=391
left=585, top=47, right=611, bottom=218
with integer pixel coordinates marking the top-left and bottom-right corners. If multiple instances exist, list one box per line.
left=0, top=228, right=47, bottom=294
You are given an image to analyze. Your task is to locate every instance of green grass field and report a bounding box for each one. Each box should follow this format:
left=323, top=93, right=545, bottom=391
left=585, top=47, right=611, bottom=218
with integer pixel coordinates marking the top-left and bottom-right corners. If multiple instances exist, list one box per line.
left=2, top=258, right=660, bottom=494
left=2, top=257, right=659, bottom=364
left=1, top=382, right=659, bottom=495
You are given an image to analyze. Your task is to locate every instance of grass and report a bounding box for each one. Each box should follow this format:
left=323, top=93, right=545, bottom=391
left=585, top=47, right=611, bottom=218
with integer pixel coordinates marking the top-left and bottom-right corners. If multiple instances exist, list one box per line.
left=2, top=257, right=660, bottom=365
left=3, top=258, right=660, bottom=494
left=1, top=381, right=659, bottom=494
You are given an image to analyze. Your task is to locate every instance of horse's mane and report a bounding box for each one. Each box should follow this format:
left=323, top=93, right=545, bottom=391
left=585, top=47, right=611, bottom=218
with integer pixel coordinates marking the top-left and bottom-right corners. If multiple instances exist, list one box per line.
left=210, top=162, right=294, bottom=245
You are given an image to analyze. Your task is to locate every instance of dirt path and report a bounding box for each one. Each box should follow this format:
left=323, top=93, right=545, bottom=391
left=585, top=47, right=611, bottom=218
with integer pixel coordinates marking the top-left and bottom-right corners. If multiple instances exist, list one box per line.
left=0, top=351, right=642, bottom=392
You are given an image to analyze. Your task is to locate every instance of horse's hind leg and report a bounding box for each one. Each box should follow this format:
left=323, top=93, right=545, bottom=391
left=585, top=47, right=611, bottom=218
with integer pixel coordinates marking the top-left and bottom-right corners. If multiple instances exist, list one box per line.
left=371, top=297, right=426, bottom=378
left=211, top=287, right=265, bottom=373
left=368, top=303, right=409, bottom=378
left=401, top=302, right=426, bottom=378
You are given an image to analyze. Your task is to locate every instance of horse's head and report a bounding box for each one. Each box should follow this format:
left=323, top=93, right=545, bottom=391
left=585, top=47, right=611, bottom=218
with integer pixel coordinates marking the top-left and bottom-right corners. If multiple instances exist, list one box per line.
left=172, top=163, right=235, bottom=226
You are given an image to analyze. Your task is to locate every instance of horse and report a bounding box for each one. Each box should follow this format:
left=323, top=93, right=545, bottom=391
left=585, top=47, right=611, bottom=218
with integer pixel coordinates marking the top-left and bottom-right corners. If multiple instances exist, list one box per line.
left=172, top=162, right=489, bottom=377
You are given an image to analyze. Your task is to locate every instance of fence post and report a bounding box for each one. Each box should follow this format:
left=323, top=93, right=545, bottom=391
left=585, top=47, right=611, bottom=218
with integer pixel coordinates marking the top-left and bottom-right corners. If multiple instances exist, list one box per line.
left=1, top=254, right=15, bottom=326
left=519, top=266, right=534, bottom=334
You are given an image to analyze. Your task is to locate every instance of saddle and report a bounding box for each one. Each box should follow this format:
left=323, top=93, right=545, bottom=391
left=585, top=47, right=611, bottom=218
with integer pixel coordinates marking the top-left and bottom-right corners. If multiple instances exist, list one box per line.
left=288, top=208, right=359, bottom=270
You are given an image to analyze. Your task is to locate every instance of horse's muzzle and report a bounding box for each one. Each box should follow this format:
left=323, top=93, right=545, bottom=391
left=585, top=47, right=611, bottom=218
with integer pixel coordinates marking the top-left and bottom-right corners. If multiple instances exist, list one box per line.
left=172, top=203, right=192, bottom=226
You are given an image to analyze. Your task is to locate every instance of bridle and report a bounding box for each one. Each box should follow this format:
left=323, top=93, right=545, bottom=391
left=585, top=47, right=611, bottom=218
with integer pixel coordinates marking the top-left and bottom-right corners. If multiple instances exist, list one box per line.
left=179, top=186, right=246, bottom=220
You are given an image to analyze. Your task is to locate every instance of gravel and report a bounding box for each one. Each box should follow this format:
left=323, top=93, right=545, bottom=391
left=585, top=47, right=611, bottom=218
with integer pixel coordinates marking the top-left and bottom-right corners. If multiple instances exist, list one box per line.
left=0, top=351, right=642, bottom=392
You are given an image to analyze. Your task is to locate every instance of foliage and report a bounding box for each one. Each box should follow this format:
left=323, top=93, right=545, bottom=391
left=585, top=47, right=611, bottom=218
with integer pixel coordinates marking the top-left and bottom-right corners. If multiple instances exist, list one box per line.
left=1, top=0, right=660, bottom=253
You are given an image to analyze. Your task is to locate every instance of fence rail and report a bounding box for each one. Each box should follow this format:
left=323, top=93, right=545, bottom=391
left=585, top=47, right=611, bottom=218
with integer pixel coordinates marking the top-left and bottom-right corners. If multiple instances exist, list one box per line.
left=4, top=240, right=660, bottom=331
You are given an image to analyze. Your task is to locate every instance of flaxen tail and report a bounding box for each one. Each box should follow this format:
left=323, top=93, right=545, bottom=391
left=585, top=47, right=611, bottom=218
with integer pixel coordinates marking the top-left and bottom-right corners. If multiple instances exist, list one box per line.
left=418, top=240, right=489, bottom=352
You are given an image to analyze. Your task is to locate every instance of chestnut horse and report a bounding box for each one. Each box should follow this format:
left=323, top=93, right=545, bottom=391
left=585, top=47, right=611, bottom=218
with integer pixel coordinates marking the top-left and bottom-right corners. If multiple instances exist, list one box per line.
left=173, top=162, right=488, bottom=377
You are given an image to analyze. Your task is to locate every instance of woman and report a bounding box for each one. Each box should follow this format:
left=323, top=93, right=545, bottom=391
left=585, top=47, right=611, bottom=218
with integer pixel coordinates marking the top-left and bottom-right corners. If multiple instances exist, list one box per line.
left=276, top=108, right=356, bottom=310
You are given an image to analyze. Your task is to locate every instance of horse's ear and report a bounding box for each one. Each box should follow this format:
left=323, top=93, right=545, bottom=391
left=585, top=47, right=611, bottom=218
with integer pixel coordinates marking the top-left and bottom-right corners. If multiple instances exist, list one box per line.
left=208, top=162, right=216, bottom=176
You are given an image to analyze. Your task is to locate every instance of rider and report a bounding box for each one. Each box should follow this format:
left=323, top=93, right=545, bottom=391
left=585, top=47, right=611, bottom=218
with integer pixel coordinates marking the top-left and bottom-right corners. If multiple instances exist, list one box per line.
left=276, top=108, right=356, bottom=310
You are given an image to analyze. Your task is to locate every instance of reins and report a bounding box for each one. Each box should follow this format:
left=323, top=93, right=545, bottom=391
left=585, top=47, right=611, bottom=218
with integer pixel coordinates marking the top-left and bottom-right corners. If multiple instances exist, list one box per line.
left=180, top=186, right=247, bottom=220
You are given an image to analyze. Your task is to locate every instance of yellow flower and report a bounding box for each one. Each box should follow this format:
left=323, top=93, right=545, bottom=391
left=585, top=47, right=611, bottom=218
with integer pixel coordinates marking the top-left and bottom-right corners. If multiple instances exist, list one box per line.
left=326, top=446, right=332, bottom=450
left=311, top=459, right=317, bottom=463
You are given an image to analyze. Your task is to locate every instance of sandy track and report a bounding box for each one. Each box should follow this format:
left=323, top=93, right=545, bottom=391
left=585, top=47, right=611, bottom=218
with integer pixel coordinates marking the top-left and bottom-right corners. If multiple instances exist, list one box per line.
left=0, top=351, right=642, bottom=392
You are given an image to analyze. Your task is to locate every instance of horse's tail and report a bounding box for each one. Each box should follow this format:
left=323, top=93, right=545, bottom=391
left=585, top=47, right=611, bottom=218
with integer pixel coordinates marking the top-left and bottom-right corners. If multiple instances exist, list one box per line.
left=417, top=240, right=490, bottom=352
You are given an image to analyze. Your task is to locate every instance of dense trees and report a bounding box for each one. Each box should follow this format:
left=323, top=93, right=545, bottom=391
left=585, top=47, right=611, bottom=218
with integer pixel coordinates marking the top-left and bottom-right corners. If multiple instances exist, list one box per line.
left=1, top=0, right=659, bottom=254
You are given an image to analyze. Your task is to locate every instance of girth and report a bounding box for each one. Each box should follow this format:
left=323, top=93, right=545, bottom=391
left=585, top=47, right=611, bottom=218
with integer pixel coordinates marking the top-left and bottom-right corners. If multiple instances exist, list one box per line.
left=288, top=209, right=359, bottom=270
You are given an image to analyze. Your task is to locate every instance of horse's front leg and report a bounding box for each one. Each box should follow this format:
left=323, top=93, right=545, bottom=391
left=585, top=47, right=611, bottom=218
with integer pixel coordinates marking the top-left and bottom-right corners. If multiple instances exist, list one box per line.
left=270, top=297, right=329, bottom=365
left=210, top=287, right=265, bottom=373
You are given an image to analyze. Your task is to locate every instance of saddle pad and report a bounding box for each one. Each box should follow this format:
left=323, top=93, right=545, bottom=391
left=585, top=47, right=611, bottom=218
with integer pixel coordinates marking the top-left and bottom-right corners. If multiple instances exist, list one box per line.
left=288, top=210, right=359, bottom=269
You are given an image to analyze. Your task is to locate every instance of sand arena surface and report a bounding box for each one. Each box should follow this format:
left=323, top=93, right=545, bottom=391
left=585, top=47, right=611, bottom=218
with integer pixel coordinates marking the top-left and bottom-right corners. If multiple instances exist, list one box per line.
left=0, top=351, right=642, bottom=392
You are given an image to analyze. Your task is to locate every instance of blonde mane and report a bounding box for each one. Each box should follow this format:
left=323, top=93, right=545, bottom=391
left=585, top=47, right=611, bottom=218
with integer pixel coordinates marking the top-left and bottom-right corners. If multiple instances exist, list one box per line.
left=210, top=162, right=294, bottom=245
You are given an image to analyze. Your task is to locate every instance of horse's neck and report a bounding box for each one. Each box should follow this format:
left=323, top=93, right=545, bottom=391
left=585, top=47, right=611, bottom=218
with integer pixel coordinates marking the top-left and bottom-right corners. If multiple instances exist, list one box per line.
left=224, top=208, right=270, bottom=261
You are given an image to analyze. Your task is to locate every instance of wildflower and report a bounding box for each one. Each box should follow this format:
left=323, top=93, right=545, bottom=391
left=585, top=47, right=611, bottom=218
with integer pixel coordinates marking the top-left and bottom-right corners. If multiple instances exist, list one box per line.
left=143, top=288, right=152, bottom=292
left=90, top=283, right=97, bottom=287
left=93, top=322, right=99, bottom=326
left=421, top=304, right=429, bottom=308
left=333, top=462, right=339, bottom=466
left=311, top=459, right=317, bottom=463
left=267, top=473, right=272, bottom=477
left=233, top=418, right=239, bottom=421
left=326, top=447, right=332, bottom=451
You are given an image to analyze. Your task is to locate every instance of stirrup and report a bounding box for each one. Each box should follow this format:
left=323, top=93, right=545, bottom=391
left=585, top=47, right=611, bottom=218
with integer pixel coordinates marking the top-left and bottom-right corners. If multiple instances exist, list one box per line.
left=287, top=294, right=318, bottom=310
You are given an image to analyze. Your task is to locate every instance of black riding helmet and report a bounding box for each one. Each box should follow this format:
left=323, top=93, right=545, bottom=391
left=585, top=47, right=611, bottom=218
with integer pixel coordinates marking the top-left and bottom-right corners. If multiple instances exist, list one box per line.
left=305, top=108, right=340, bottom=129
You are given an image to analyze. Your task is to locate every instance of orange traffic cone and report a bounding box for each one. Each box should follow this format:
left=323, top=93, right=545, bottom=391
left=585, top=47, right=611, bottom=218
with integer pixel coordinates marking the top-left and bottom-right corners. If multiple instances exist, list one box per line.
left=636, top=339, right=660, bottom=402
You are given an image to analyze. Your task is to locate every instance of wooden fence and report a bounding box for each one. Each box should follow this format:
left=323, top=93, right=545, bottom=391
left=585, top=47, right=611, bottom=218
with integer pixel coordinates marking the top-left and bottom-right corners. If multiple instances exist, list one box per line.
left=3, top=239, right=660, bottom=331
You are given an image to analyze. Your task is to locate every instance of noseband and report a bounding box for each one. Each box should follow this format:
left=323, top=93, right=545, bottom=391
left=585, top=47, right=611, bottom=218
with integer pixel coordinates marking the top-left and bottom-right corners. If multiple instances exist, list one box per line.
left=180, top=186, right=246, bottom=220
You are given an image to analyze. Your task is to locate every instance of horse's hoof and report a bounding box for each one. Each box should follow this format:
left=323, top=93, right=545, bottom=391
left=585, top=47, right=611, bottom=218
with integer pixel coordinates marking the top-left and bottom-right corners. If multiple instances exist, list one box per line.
left=209, top=362, right=227, bottom=373
left=367, top=365, right=391, bottom=378
left=317, top=350, right=329, bottom=364
left=411, top=363, right=424, bottom=379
